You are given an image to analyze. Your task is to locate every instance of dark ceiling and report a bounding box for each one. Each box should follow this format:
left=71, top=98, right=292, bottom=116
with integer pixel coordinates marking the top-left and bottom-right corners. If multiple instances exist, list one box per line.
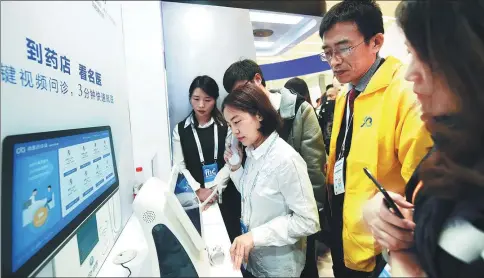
left=161, top=1, right=327, bottom=17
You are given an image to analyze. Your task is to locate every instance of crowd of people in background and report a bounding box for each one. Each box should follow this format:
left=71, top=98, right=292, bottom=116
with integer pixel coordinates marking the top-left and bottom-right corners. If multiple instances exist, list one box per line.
left=172, top=0, right=484, bottom=277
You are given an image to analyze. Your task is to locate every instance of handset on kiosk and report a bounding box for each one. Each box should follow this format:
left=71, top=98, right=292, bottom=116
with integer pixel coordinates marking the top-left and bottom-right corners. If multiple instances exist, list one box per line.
left=228, top=135, right=241, bottom=165
left=363, top=167, right=405, bottom=219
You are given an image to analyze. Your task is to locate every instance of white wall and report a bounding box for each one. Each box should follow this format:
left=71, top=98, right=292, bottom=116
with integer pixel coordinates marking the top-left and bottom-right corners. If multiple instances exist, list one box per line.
left=380, top=21, right=408, bottom=62
left=161, top=2, right=257, bottom=134
left=121, top=1, right=172, bottom=183
left=0, top=1, right=133, bottom=276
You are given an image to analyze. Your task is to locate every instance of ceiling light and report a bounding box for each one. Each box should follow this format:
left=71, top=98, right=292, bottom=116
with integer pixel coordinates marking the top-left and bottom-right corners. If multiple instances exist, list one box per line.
left=254, top=41, right=274, bottom=48
left=250, top=11, right=303, bottom=25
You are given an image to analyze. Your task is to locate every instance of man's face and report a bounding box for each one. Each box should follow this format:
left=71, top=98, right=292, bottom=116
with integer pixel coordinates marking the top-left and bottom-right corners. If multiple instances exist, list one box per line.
left=322, top=22, right=383, bottom=84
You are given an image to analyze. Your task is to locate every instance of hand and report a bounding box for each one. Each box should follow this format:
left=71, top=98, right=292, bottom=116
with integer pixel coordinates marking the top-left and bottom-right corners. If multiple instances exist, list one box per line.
left=196, top=188, right=216, bottom=203
left=230, top=232, right=254, bottom=270
left=224, top=143, right=243, bottom=171
left=363, top=192, right=416, bottom=251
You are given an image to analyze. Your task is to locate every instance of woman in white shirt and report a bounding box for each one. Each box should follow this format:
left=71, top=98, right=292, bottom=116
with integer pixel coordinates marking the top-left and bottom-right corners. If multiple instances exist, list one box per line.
left=172, top=75, right=241, bottom=241
left=222, top=83, right=320, bottom=277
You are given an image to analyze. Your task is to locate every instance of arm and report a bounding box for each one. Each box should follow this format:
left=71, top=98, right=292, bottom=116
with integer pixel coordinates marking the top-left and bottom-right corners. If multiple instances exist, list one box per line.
left=251, top=156, right=320, bottom=247
left=207, top=128, right=233, bottom=190
left=299, top=103, right=327, bottom=210
left=390, top=250, right=427, bottom=277
left=229, top=165, right=244, bottom=193
left=172, top=125, right=201, bottom=191
left=395, top=93, right=434, bottom=183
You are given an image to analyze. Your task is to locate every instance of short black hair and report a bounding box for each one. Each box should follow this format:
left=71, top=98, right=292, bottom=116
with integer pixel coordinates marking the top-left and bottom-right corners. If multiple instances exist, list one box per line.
left=285, top=77, right=311, bottom=103
left=222, top=83, right=282, bottom=137
left=223, top=59, right=266, bottom=93
left=319, top=0, right=384, bottom=42
left=33, top=189, right=37, bottom=192
left=48, top=185, right=51, bottom=189
left=326, top=84, right=334, bottom=91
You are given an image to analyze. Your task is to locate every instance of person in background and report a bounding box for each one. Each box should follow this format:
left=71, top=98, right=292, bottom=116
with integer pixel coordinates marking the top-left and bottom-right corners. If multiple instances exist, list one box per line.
left=30, top=189, right=37, bottom=203
left=318, top=84, right=339, bottom=155
left=284, top=77, right=312, bottom=105
left=223, top=59, right=326, bottom=278
left=46, top=185, right=53, bottom=203
left=315, top=97, right=322, bottom=110
left=223, top=82, right=320, bottom=278
left=363, top=1, right=484, bottom=277
left=172, top=75, right=241, bottom=242
left=319, top=1, right=433, bottom=277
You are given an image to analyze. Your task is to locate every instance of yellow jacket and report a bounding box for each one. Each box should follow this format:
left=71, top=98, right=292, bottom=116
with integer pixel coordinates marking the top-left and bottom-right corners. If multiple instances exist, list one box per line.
left=326, top=56, right=433, bottom=272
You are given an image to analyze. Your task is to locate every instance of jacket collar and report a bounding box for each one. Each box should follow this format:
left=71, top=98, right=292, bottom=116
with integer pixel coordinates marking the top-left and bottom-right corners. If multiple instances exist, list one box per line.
left=349, top=56, right=383, bottom=93
left=358, top=56, right=404, bottom=97
left=269, top=87, right=297, bottom=120
left=184, top=114, right=215, bottom=129
left=246, top=132, right=278, bottom=160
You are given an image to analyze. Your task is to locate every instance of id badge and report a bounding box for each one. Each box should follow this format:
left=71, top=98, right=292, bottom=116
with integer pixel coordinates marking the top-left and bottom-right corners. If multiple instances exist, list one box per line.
left=333, top=158, right=345, bottom=195
left=202, top=163, right=218, bottom=188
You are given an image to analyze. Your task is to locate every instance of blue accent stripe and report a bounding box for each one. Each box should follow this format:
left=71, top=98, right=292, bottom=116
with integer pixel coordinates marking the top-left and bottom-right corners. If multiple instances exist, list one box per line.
left=93, top=157, right=101, bottom=163
left=80, top=162, right=91, bottom=169
left=103, top=153, right=110, bottom=158
left=259, top=54, right=331, bottom=81
left=105, top=173, right=113, bottom=180
left=95, top=179, right=104, bottom=187
left=66, top=197, right=80, bottom=210
left=83, top=187, right=94, bottom=197
left=63, top=168, right=77, bottom=177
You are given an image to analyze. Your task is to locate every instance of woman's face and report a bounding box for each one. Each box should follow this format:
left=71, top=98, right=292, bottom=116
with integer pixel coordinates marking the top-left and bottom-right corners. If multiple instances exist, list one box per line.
left=190, top=88, right=216, bottom=119
left=404, top=41, right=458, bottom=120
left=223, top=106, right=263, bottom=147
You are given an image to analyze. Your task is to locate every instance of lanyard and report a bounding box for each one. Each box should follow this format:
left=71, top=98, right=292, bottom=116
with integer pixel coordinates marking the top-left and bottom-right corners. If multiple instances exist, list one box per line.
left=337, top=92, right=355, bottom=160
left=191, top=120, right=218, bottom=165
left=240, top=135, right=278, bottom=227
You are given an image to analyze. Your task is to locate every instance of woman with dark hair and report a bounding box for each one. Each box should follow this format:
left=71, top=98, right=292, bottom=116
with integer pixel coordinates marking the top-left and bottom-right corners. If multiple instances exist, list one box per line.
left=284, top=77, right=312, bottom=104
left=362, top=1, right=484, bottom=277
left=222, top=83, right=320, bottom=277
left=172, top=75, right=241, bottom=242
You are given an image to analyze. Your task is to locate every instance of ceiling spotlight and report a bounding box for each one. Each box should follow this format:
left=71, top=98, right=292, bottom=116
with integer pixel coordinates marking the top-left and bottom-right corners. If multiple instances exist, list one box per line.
left=249, top=11, right=303, bottom=25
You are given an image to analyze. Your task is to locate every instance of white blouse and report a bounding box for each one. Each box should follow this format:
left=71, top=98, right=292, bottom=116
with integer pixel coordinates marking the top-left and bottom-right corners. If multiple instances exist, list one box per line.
left=172, top=115, right=232, bottom=191
left=230, top=132, right=320, bottom=277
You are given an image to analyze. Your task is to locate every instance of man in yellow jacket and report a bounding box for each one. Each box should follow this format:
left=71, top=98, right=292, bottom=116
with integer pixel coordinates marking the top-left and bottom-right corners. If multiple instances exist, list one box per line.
left=319, top=1, right=433, bottom=277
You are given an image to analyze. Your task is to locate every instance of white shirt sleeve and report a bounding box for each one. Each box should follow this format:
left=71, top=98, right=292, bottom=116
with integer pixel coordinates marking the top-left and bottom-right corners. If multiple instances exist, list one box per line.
left=229, top=166, right=244, bottom=193
left=207, top=127, right=234, bottom=190
left=251, top=156, right=320, bottom=247
left=172, top=124, right=201, bottom=191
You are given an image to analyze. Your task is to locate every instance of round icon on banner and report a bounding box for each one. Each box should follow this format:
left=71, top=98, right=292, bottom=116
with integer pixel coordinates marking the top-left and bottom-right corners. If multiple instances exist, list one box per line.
left=33, top=207, right=48, bottom=227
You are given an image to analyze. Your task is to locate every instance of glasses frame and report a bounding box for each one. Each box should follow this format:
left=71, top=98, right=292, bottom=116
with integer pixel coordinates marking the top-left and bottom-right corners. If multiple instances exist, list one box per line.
left=320, top=40, right=365, bottom=62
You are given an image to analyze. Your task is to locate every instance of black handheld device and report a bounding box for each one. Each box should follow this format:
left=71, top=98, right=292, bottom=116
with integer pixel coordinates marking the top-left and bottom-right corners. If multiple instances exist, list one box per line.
left=363, top=167, right=405, bottom=219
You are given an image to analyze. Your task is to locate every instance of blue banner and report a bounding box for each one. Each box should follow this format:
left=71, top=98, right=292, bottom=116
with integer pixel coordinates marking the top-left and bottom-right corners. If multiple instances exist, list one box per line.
left=260, top=54, right=331, bottom=81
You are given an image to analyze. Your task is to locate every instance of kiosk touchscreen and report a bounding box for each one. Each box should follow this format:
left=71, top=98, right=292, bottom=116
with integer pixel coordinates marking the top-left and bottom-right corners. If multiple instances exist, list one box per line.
left=1, top=126, right=119, bottom=277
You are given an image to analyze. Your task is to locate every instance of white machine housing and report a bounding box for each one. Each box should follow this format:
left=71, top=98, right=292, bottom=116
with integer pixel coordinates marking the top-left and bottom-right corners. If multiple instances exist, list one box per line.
left=132, top=174, right=210, bottom=277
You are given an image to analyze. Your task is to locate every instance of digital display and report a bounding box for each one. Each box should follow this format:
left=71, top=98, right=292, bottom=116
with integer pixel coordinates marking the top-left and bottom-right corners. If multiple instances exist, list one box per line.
left=174, top=173, right=202, bottom=236
left=10, top=130, right=116, bottom=272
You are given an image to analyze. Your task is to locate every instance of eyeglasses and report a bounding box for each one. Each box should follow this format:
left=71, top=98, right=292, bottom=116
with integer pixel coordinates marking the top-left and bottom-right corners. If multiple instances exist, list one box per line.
left=320, top=41, right=365, bottom=62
